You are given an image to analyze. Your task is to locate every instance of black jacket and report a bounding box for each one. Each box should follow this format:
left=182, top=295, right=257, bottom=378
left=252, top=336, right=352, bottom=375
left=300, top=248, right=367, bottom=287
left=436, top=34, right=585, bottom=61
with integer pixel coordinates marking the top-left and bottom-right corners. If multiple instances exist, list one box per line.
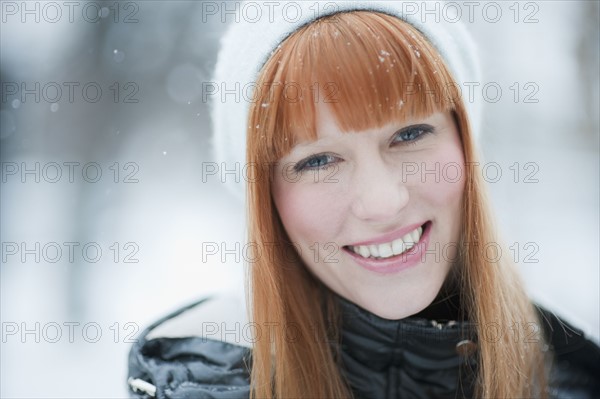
left=127, top=293, right=600, bottom=398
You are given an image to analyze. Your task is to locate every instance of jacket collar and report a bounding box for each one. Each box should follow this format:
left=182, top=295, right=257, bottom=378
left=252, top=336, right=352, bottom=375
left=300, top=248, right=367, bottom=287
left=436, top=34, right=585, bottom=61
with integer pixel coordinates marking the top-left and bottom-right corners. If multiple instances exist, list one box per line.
left=333, top=292, right=479, bottom=371
left=330, top=291, right=479, bottom=398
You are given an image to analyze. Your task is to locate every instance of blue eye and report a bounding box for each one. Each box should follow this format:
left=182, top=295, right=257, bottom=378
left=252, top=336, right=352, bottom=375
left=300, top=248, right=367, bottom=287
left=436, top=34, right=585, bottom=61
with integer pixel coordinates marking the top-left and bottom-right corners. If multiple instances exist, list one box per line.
left=392, top=124, right=434, bottom=144
left=294, top=153, right=337, bottom=172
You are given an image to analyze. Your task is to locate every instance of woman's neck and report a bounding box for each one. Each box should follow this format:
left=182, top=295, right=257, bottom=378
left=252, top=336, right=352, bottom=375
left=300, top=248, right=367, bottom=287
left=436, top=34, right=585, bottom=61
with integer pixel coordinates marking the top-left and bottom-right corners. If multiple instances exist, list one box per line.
left=411, top=287, right=462, bottom=321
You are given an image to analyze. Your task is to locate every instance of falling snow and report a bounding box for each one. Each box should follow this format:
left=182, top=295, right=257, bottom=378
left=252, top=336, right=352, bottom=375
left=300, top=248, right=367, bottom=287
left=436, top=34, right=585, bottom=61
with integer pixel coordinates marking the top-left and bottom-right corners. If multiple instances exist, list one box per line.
left=112, top=49, right=125, bottom=63
left=379, top=49, right=391, bottom=63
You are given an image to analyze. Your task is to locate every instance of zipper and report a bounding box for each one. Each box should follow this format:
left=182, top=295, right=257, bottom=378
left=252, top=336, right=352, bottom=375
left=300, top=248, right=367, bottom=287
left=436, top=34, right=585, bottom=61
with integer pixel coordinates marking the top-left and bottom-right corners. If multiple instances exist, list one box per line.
left=430, top=320, right=458, bottom=329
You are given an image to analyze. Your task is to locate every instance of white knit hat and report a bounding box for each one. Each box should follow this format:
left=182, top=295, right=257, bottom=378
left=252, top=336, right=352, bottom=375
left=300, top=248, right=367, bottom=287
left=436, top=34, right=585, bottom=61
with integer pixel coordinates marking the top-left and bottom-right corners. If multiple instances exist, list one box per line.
left=210, top=1, right=482, bottom=201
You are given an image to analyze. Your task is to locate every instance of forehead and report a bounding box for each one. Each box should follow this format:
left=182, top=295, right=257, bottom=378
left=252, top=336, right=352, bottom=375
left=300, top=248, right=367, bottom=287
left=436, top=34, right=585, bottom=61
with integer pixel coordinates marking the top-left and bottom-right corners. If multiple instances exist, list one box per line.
left=291, top=103, right=372, bottom=148
left=314, top=103, right=343, bottom=139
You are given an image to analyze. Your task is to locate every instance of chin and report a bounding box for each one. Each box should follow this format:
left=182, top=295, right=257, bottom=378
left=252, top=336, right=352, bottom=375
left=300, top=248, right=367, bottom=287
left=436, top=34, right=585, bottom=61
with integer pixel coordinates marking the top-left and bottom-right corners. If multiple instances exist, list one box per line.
left=351, top=291, right=438, bottom=321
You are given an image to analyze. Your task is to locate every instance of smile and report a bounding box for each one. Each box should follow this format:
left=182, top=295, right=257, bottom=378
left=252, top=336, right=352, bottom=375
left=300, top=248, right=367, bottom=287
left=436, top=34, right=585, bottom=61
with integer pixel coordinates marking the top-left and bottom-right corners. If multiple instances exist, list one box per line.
left=347, top=225, right=423, bottom=259
left=343, top=221, right=431, bottom=259
left=342, top=221, right=432, bottom=275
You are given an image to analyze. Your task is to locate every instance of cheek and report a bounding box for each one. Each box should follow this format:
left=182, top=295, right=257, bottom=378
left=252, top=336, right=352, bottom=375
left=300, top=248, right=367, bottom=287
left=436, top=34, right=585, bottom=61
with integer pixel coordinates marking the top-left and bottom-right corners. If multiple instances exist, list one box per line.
left=272, top=179, right=343, bottom=245
left=428, top=152, right=465, bottom=207
left=416, top=134, right=466, bottom=208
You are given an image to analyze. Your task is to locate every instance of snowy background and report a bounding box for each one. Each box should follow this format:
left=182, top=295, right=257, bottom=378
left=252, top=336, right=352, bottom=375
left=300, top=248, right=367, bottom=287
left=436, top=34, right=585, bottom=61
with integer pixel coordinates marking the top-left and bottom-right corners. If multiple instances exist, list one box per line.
left=1, top=1, right=598, bottom=397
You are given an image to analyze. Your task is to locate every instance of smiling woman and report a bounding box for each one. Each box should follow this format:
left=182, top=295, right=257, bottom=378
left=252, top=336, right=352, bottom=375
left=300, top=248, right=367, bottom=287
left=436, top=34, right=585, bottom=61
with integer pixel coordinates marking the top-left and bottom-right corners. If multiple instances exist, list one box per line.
left=126, top=2, right=600, bottom=398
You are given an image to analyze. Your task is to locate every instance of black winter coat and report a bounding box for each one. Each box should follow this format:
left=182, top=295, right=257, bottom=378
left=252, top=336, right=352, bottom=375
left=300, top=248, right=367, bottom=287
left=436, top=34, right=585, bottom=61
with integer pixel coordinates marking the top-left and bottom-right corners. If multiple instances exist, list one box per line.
left=127, top=293, right=600, bottom=398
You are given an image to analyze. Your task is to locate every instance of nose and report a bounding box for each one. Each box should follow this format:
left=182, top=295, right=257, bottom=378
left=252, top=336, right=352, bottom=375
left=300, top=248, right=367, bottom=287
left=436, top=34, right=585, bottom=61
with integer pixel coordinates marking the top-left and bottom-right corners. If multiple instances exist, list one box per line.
left=350, top=155, right=409, bottom=223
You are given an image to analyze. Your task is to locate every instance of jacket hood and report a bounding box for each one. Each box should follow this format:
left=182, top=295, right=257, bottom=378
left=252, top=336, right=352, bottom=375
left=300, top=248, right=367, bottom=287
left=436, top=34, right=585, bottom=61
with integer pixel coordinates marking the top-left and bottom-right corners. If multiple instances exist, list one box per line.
left=128, top=293, right=600, bottom=398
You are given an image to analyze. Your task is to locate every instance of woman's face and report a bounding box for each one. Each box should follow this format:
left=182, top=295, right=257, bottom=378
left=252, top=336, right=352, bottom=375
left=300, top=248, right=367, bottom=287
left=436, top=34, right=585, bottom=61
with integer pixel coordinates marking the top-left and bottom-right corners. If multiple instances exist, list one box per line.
left=271, top=105, right=465, bottom=320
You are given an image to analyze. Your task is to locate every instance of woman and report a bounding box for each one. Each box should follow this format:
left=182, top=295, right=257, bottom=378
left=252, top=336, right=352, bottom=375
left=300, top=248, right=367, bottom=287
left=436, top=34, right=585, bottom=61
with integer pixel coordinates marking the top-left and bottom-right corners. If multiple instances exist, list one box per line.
left=128, top=2, right=600, bottom=398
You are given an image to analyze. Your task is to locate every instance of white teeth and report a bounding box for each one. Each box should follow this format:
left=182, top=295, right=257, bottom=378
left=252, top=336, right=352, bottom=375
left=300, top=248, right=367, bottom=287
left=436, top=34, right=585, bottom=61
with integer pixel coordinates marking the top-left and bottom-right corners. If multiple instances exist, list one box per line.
left=358, top=246, right=370, bottom=258
left=402, top=231, right=414, bottom=245
left=349, top=225, right=424, bottom=260
left=377, top=243, right=393, bottom=258
left=368, top=245, right=380, bottom=257
left=391, top=239, right=404, bottom=255
left=411, top=229, right=420, bottom=242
